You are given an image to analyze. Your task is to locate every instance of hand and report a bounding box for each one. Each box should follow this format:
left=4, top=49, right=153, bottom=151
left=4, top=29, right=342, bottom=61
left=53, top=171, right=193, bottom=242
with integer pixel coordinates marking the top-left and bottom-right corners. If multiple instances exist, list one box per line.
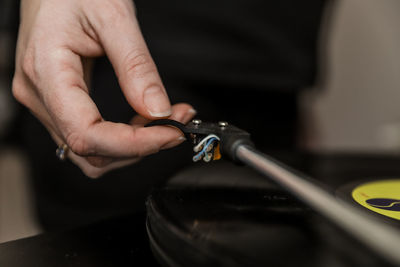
left=12, top=0, right=195, bottom=178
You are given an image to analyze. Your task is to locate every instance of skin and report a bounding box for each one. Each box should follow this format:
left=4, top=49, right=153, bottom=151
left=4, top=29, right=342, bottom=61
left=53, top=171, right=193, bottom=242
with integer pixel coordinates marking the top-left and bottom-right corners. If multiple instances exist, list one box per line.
left=12, top=0, right=196, bottom=178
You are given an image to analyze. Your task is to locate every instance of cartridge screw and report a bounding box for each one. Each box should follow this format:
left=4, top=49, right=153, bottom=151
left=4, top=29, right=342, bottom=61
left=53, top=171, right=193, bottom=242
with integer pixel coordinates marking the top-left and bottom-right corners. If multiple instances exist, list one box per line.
left=192, top=119, right=202, bottom=126
left=218, top=121, right=229, bottom=128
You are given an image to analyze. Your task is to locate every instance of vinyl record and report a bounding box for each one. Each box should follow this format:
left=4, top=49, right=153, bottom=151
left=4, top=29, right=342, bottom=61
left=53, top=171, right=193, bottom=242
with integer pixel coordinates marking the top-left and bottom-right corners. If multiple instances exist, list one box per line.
left=146, top=161, right=391, bottom=267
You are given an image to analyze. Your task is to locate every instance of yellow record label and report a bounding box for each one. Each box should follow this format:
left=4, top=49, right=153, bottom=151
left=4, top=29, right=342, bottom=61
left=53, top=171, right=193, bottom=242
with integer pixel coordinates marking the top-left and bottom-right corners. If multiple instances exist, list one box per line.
left=352, top=179, right=400, bottom=220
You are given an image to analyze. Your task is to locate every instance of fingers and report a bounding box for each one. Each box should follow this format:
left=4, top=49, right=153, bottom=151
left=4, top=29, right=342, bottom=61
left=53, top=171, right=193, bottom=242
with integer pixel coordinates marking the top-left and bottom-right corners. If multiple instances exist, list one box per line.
left=75, top=103, right=196, bottom=158
left=87, top=0, right=171, bottom=119
left=54, top=103, right=196, bottom=178
left=45, top=54, right=196, bottom=159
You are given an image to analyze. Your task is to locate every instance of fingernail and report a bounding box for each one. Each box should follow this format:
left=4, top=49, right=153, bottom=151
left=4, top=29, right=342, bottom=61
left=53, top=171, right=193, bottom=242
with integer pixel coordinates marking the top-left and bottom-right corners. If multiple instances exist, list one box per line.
left=144, top=86, right=172, bottom=117
left=183, top=108, right=197, bottom=123
left=161, top=136, right=186, bottom=150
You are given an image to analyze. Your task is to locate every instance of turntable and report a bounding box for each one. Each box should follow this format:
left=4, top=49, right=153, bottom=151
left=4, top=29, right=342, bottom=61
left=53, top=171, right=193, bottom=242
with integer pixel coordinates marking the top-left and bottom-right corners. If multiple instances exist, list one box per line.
left=1, top=120, right=400, bottom=267
left=145, top=119, right=400, bottom=267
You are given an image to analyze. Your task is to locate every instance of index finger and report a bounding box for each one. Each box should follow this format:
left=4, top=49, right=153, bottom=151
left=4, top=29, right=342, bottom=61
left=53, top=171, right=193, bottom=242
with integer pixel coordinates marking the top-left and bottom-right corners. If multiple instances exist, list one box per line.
left=87, top=0, right=172, bottom=119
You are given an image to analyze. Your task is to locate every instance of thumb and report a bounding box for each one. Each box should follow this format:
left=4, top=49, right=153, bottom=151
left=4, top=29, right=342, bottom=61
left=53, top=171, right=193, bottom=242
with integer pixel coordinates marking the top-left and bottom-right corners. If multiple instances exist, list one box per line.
left=89, top=2, right=171, bottom=118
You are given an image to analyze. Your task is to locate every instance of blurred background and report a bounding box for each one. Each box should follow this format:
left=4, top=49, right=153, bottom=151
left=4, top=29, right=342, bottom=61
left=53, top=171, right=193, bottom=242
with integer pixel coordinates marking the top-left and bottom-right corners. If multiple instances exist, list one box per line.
left=0, top=0, right=400, bottom=243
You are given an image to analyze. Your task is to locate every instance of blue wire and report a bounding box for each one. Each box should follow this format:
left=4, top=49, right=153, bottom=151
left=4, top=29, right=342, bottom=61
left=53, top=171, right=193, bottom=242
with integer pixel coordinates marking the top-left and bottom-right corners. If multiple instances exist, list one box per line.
left=194, top=138, right=215, bottom=160
left=193, top=137, right=217, bottom=161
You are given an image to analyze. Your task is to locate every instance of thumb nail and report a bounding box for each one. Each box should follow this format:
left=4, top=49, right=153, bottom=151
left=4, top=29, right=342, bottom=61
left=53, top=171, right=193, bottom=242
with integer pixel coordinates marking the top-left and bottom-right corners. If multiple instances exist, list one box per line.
left=144, top=86, right=172, bottom=117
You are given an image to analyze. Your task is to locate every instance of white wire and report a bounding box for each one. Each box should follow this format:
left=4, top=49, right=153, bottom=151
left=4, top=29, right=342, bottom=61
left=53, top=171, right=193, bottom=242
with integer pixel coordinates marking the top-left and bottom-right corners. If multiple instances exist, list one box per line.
left=193, top=134, right=220, bottom=152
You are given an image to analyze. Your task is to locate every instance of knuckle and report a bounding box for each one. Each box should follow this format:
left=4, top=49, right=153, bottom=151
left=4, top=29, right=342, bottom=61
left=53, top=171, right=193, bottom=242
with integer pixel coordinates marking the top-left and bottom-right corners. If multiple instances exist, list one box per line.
left=11, top=78, right=27, bottom=104
left=126, top=130, right=149, bottom=157
left=66, top=132, right=91, bottom=156
left=93, top=1, right=132, bottom=28
left=21, top=54, right=37, bottom=82
left=108, top=1, right=131, bottom=20
left=125, top=128, right=159, bottom=157
left=122, top=51, right=155, bottom=79
left=82, top=166, right=104, bottom=179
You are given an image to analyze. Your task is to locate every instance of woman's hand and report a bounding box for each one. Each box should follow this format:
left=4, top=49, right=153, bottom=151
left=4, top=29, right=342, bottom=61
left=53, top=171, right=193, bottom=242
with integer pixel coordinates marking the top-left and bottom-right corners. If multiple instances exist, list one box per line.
left=12, top=0, right=195, bottom=178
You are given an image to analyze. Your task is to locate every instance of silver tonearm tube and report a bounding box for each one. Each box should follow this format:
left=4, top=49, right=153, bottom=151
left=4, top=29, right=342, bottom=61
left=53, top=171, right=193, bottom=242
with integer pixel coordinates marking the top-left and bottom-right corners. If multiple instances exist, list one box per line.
left=236, top=145, right=400, bottom=266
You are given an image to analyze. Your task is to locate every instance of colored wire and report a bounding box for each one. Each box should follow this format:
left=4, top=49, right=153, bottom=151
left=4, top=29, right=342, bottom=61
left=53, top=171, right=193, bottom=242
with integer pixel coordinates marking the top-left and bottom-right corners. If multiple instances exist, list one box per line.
left=193, top=137, right=217, bottom=161
left=193, top=134, right=220, bottom=152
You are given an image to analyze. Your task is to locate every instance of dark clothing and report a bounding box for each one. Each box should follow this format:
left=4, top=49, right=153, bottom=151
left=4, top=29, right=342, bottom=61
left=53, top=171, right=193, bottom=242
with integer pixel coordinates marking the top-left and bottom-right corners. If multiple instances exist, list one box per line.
left=137, top=0, right=326, bottom=91
left=20, top=0, right=329, bottom=230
